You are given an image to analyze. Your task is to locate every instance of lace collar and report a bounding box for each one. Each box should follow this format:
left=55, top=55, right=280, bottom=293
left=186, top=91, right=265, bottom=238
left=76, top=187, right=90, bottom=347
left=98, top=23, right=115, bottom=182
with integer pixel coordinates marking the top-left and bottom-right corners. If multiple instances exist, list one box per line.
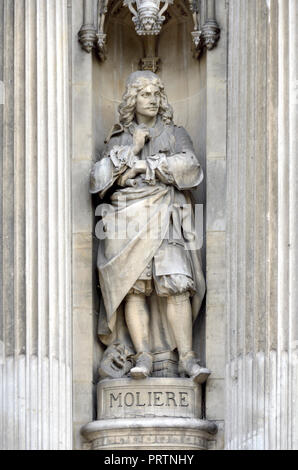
left=128, top=116, right=166, bottom=140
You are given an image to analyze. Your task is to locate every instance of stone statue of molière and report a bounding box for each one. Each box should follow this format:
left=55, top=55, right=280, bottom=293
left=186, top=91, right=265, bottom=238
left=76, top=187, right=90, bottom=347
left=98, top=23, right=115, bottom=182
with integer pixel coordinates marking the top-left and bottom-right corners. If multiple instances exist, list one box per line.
left=90, top=71, right=210, bottom=385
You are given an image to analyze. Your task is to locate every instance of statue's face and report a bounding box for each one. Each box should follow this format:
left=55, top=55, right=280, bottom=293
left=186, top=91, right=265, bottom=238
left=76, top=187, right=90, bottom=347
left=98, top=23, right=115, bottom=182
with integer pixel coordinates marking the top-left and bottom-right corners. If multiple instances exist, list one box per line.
left=135, top=84, right=161, bottom=119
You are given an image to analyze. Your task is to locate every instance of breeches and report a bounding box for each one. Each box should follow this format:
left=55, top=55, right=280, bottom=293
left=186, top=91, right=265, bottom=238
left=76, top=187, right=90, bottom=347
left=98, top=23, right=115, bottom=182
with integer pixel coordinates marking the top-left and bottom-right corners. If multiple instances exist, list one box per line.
left=128, top=273, right=195, bottom=297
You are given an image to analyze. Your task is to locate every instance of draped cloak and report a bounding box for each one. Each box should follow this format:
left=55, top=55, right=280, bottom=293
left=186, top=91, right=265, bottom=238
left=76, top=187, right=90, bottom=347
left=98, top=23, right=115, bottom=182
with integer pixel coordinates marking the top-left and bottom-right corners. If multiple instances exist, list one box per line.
left=90, top=118, right=206, bottom=353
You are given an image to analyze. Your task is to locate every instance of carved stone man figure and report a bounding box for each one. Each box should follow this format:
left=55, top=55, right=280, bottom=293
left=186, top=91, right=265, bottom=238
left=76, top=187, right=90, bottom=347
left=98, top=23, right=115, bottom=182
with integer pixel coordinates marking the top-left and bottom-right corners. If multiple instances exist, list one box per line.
left=90, top=71, right=209, bottom=383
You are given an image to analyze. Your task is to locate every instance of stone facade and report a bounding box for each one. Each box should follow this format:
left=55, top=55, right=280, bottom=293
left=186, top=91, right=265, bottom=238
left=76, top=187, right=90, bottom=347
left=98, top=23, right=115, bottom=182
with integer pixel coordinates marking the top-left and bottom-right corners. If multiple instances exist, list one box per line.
left=0, top=0, right=297, bottom=450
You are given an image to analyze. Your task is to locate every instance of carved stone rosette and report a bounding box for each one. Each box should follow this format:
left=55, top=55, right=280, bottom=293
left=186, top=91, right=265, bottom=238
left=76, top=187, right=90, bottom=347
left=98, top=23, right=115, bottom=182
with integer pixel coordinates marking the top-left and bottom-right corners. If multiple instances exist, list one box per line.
left=140, top=56, right=160, bottom=73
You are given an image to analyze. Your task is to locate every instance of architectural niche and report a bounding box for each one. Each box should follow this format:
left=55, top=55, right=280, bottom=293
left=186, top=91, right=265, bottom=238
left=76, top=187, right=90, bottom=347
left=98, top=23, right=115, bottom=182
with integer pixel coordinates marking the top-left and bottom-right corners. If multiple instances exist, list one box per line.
left=78, top=0, right=220, bottom=65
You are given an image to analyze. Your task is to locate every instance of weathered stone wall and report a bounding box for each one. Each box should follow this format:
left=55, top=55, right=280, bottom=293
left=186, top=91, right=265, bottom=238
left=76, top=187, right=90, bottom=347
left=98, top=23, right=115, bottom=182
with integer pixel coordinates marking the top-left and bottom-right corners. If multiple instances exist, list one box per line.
left=0, top=0, right=72, bottom=450
left=226, top=0, right=298, bottom=450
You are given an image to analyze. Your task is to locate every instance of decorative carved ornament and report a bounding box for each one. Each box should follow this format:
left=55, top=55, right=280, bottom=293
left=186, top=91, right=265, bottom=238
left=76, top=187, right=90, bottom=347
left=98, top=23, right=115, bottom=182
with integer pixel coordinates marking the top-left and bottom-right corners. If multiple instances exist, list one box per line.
left=78, top=0, right=220, bottom=61
left=123, top=0, right=173, bottom=35
left=189, top=0, right=220, bottom=58
left=78, top=0, right=108, bottom=60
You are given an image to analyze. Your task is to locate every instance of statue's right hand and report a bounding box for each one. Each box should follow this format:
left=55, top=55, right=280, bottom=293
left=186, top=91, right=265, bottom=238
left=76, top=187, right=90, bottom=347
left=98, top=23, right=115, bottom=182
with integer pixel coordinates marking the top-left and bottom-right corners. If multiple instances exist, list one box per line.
left=133, top=127, right=150, bottom=155
left=117, top=168, right=138, bottom=187
left=117, top=161, right=146, bottom=186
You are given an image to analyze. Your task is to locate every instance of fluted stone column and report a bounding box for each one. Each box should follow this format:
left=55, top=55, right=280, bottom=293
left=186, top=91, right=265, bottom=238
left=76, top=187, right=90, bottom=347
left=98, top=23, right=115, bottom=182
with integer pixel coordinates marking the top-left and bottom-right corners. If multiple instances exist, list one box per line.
left=0, top=0, right=72, bottom=450
left=226, top=0, right=298, bottom=450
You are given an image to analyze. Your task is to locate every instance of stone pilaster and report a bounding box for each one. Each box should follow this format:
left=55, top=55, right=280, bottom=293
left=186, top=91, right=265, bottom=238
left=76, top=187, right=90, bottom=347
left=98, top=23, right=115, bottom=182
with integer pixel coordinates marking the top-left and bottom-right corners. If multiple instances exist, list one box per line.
left=204, top=0, right=228, bottom=450
left=226, top=0, right=298, bottom=450
left=0, top=0, right=72, bottom=450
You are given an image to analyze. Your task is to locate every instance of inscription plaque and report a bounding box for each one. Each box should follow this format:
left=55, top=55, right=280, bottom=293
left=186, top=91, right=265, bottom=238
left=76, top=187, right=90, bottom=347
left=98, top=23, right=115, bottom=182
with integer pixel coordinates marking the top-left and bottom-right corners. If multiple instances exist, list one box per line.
left=98, top=378, right=201, bottom=420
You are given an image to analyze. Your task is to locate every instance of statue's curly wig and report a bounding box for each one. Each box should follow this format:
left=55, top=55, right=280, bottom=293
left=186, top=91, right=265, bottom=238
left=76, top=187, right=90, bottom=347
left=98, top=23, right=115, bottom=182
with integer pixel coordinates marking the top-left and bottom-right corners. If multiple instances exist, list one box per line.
left=118, top=76, right=173, bottom=128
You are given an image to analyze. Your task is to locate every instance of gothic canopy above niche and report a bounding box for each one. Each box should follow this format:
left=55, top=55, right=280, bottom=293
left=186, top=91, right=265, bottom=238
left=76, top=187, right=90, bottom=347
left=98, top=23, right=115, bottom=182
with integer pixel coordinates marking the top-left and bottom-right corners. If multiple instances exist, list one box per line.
left=78, top=0, right=220, bottom=66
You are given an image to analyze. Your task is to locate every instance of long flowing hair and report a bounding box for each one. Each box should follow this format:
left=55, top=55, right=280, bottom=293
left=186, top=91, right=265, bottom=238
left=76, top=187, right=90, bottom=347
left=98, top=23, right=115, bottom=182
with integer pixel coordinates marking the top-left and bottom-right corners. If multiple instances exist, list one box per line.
left=118, top=76, right=173, bottom=129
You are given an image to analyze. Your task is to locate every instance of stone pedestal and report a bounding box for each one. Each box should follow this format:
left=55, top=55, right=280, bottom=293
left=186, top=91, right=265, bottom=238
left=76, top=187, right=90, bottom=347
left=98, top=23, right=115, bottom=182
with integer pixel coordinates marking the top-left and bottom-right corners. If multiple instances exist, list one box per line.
left=82, top=378, right=217, bottom=450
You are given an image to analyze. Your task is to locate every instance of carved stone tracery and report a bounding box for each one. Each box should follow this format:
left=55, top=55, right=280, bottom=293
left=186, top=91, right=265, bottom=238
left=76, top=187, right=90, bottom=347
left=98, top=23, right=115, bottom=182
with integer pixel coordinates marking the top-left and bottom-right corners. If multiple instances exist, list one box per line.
left=78, top=0, right=220, bottom=62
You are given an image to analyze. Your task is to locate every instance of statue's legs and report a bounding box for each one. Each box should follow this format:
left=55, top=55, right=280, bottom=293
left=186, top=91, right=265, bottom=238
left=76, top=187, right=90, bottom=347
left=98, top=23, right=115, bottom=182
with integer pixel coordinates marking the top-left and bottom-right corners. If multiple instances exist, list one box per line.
left=167, top=293, right=210, bottom=384
left=125, top=293, right=150, bottom=353
left=166, top=293, right=192, bottom=356
left=123, top=284, right=210, bottom=382
left=125, top=293, right=153, bottom=379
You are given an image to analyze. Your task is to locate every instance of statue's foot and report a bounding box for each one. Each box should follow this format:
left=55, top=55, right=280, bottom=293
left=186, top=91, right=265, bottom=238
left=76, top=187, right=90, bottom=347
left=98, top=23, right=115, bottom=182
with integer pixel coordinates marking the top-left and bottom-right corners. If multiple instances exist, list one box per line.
left=130, top=352, right=153, bottom=380
left=179, top=351, right=211, bottom=384
left=191, top=366, right=211, bottom=384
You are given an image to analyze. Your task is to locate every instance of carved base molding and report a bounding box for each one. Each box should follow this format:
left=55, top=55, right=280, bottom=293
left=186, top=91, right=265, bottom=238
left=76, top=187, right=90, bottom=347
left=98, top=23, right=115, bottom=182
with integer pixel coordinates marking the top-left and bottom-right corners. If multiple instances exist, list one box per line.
left=82, top=418, right=217, bottom=450
left=81, top=378, right=217, bottom=450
